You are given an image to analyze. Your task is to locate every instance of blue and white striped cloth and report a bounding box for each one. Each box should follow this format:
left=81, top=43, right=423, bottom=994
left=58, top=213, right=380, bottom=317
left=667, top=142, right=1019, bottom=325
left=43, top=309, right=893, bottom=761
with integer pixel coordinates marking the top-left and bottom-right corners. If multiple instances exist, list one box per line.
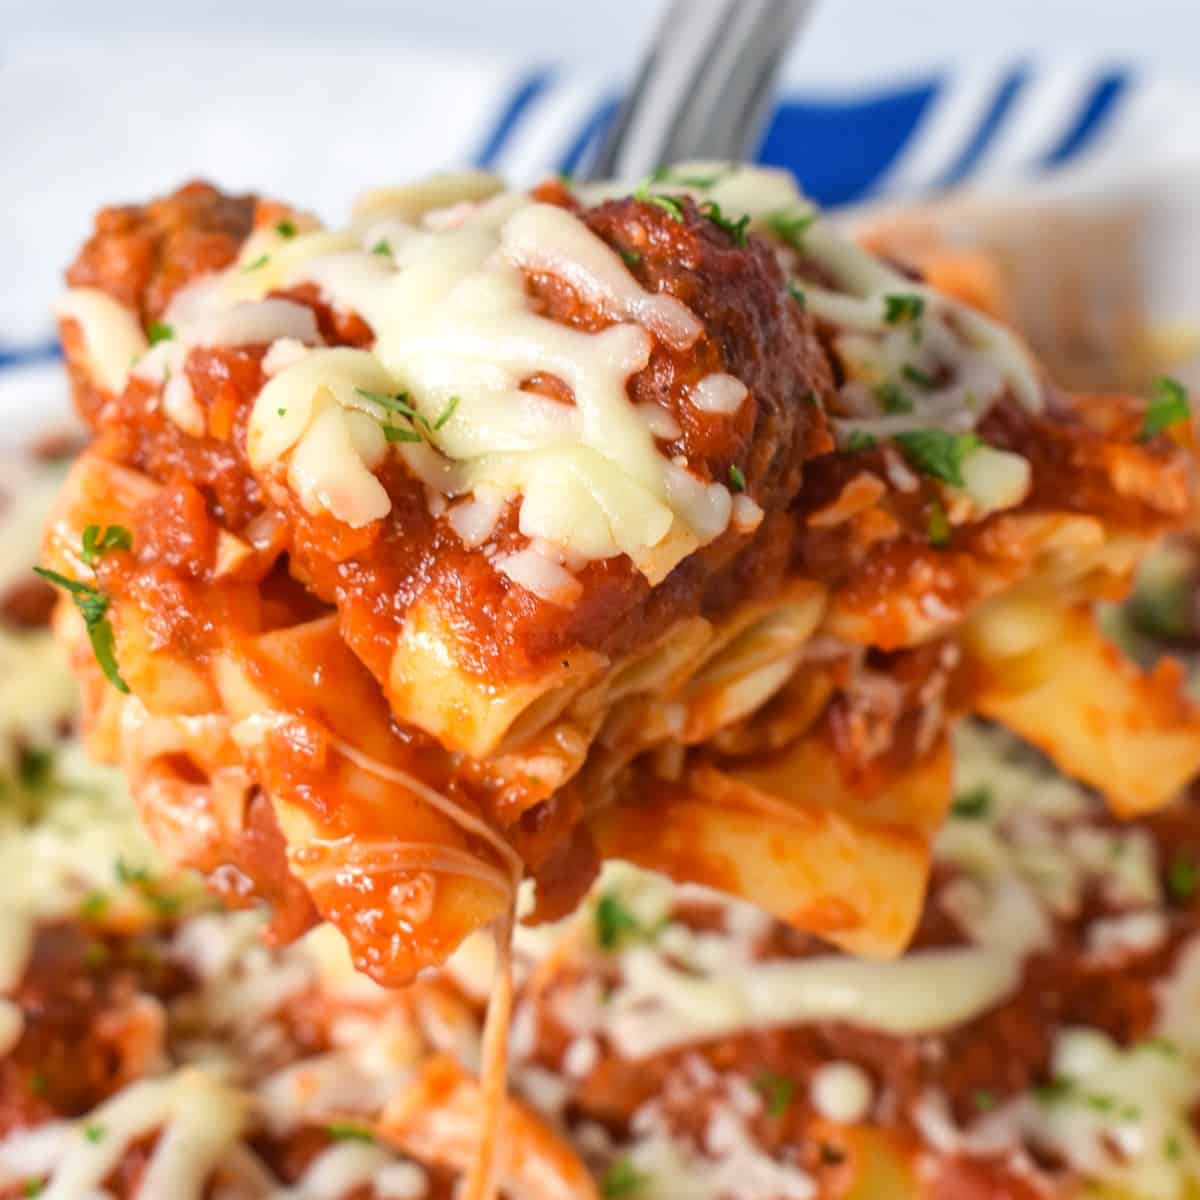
left=2, top=42, right=1195, bottom=430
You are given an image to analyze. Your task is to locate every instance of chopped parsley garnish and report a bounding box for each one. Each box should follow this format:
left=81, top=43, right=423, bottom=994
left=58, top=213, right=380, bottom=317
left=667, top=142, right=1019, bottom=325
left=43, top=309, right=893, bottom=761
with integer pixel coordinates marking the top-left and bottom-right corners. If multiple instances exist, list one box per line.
left=620, top=248, right=642, bottom=268
left=754, top=1072, right=795, bottom=1117
left=1167, top=853, right=1198, bottom=903
left=601, top=1157, right=647, bottom=1198
left=1034, top=1076, right=1074, bottom=1105
left=901, top=363, right=935, bottom=389
left=728, top=464, right=746, bottom=492
left=973, top=1088, right=997, bottom=1111
left=353, top=387, right=458, bottom=442
left=1166, top=1132, right=1184, bottom=1161
left=362, top=388, right=420, bottom=419
left=952, top=785, right=991, bottom=819
left=883, top=293, right=925, bottom=325
left=143, top=889, right=182, bottom=918
left=146, top=320, right=175, bottom=346
left=844, top=430, right=878, bottom=454
left=894, top=430, right=980, bottom=488
left=383, top=425, right=423, bottom=444
left=82, top=1123, right=105, bottom=1143
left=699, top=200, right=750, bottom=246
left=115, top=858, right=152, bottom=886
left=274, top=219, right=297, bottom=238
left=633, top=183, right=685, bottom=222
left=32, top=567, right=129, bottom=694
left=18, top=747, right=54, bottom=791
left=787, top=281, right=806, bottom=308
left=1141, top=375, right=1191, bottom=440
left=927, top=499, right=951, bottom=548
left=649, top=165, right=724, bottom=189
left=594, top=892, right=642, bottom=950
left=1140, top=1036, right=1180, bottom=1058
left=79, top=892, right=108, bottom=920
left=29, top=1072, right=47, bottom=1097
left=371, top=239, right=392, bottom=257
left=876, top=382, right=913, bottom=414
left=432, top=394, right=460, bottom=431
left=22, top=1181, right=42, bottom=1198
left=83, top=941, right=109, bottom=970
left=241, top=254, right=270, bottom=273
left=766, top=208, right=815, bottom=249
left=326, top=1122, right=375, bottom=1143
left=80, top=524, right=132, bottom=567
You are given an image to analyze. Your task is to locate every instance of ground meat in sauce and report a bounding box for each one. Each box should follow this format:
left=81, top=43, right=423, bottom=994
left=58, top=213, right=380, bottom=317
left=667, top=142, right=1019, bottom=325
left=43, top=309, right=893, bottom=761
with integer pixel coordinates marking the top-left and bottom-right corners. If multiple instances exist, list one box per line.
left=66, top=181, right=255, bottom=324
left=0, top=923, right=191, bottom=1134
left=61, top=182, right=837, bottom=684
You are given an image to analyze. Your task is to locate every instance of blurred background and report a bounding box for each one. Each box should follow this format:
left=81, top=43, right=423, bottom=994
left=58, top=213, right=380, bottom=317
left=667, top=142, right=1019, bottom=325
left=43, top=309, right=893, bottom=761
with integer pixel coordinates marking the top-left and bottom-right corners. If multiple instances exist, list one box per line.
left=5, top=0, right=1200, bottom=427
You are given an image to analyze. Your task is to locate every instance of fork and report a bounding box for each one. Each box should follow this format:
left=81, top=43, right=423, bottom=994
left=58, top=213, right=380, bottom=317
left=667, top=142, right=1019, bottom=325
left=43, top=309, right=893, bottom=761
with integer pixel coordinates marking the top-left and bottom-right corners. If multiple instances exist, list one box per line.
left=583, top=0, right=815, bottom=182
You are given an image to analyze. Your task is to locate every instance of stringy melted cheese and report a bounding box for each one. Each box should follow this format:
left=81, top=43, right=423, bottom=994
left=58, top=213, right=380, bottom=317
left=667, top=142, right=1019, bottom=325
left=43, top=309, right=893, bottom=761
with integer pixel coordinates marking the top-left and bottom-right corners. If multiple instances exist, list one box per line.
left=232, top=187, right=727, bottom=587
left=59, top=165, right=1049, bottom=599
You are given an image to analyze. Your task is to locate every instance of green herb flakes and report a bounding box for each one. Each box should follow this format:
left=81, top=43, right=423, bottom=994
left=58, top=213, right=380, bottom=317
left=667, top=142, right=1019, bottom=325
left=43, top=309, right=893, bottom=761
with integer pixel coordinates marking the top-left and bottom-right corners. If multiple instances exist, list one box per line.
left=633, top=184, right=684, bottom=222
left=326, top=1122, right=376, bottom=1143
left=18, top=747, right=54, bottom=791
left=844, top=431, right=878, bottom=454
left=1168, top=854, right=1198, bottom=903
left=699, top=200, right=750, bottom=246
left=766, top=208, right=815, bottom=249
left=32, top=568, right=129, bottom=694
left=927, top=500, right=951, bottom=548
left=80, top=524, right=132, bottom=567
left=894, top=430, right=980, bottom=488
left=383, top=425, right=423, bottom=444
left=432, top=395, right=460, bottom=431
left=1142, top=375, right=1191, bottom=440
left=594, top=892, right=641, bottom=951
left=728, top=464, right=746, bottom=492
left=601, top=1157, right=647, bottom=1198
left=754, top=1072, right=795, bottom=1117
left=901, top=363, right=935, bottom=389
left=274, top=219, right=297, bottom=238
left=952, top=786, right=991, bottom=819
left=884, top=293, right=925, bottom=325
left=146, top=320, right=175, bottom=346
left=876, top=382, right=913, bottom=415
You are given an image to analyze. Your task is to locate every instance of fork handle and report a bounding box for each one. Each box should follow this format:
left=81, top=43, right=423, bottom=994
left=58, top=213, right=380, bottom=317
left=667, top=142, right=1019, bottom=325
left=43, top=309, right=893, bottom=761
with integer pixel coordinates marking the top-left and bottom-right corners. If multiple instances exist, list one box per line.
left=584, top=0, right=815, bottom=182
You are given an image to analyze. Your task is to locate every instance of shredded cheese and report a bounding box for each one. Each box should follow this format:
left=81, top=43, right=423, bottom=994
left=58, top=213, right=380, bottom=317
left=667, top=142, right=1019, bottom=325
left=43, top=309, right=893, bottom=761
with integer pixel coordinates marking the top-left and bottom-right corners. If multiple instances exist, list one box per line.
left=55, top=287, right=148, bottom=395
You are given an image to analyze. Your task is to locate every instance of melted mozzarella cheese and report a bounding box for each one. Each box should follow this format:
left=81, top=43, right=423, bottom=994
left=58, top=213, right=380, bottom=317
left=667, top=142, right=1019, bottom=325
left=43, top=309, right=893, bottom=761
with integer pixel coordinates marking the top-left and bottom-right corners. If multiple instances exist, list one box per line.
left=603, top=944, right=1022, bottom=1059
left=690, top=373, right=748, bottom=415
left=28, top=1068, right=248, bottom=1200
left=229, top=186, right=735, bottom=584
left=55, top=287, right=148, bottom=394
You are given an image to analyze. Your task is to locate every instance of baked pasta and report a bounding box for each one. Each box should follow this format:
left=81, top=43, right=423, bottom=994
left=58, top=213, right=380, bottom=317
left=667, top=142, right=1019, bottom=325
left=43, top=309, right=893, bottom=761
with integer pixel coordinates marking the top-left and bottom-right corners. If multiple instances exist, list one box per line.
left=6, top=452, right=1200, bottom=1198
left=41, top=163, right=1200, bottom=995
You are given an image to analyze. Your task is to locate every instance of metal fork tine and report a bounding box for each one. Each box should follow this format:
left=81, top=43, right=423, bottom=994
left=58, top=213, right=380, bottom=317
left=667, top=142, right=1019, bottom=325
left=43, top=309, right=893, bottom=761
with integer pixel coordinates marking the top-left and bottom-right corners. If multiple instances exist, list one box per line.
left=583, top=0, right=815, bottom=182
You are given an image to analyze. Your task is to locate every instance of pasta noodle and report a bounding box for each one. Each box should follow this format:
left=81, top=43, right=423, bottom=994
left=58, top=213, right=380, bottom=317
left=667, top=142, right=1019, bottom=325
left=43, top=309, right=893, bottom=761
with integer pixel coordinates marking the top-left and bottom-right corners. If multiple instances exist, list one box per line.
left=28, top=162, right=1200, bottom=1198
